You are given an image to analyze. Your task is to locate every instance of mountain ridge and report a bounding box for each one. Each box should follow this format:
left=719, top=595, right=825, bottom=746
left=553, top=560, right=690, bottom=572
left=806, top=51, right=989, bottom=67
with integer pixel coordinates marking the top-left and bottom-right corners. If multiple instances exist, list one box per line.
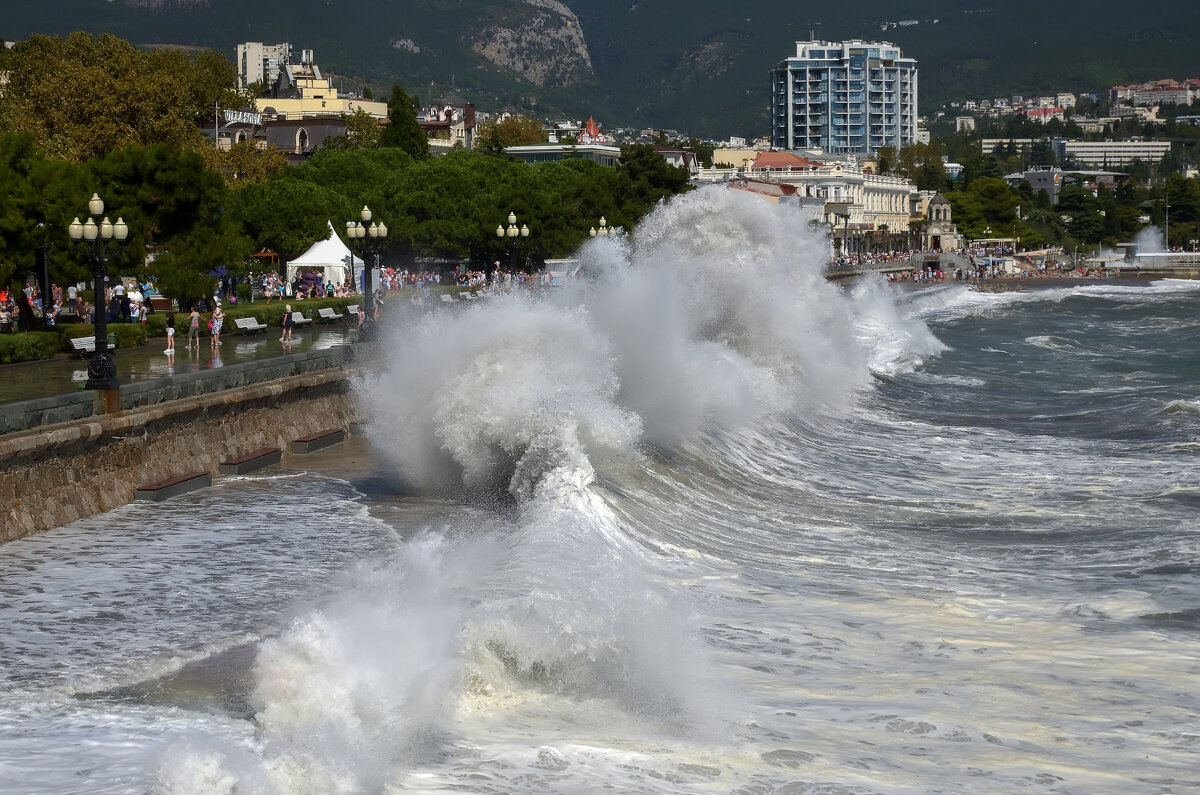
left=4, top=1, right=1198, bottom=138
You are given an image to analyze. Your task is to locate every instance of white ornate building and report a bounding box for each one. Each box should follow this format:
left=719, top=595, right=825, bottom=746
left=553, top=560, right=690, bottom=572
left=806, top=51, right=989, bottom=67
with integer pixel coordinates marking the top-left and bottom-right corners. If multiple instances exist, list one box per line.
left=695, top=151, right=917, bottom=243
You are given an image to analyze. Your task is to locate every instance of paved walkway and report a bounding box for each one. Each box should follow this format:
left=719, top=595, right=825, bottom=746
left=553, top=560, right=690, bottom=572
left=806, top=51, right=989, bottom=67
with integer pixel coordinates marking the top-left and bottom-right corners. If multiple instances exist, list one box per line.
left=0, top=323, right=358, bottom=405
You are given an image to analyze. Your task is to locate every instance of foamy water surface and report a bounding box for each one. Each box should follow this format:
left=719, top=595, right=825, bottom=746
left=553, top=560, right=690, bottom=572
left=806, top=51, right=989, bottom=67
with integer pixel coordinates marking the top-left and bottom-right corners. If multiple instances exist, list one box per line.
left=1, top=188, right=1198, bottom=794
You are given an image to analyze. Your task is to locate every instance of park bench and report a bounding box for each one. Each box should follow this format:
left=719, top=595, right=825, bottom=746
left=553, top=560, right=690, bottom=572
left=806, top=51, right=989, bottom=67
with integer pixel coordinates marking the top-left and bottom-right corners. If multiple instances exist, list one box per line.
left=134, top=471, right=212, bottom=502
left=346, top=304, right=359, bottom=317
left=440, top=294, right=455, bottom=304
left=234, top=316, right=268, bottom=334
left=290, top=311, right=313, bottom=326
left=219, top=446, right=281, bottom=475
left=317, top=307, right=345, bottom=322
left=291, top=428, right=345, bottom=454
left=70, top=337, right=96, bottom=356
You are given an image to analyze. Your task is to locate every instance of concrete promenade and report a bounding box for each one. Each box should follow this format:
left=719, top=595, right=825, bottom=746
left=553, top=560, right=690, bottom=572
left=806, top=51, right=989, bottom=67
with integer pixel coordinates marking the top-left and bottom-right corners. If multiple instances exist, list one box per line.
left=0, top=324, right=358, bottom=407
left=0, top=318, right=372, bottom=538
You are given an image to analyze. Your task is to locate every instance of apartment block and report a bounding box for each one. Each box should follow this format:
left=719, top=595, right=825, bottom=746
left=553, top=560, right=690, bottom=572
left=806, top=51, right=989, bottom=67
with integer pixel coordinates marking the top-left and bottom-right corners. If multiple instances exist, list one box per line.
left=236, top=42, right=293, bottom=90
left=769, top=40, right=918, bottom=156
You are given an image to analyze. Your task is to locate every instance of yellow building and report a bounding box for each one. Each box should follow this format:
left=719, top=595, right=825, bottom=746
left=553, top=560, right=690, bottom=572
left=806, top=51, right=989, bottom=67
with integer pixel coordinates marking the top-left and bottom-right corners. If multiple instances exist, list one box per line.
left=254, top=60, right=387, bottom=121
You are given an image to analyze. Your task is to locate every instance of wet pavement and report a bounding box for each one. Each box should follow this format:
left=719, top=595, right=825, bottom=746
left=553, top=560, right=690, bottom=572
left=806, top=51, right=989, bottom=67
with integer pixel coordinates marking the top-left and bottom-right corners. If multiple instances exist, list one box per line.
left=0, top=324, right=359, bottom=405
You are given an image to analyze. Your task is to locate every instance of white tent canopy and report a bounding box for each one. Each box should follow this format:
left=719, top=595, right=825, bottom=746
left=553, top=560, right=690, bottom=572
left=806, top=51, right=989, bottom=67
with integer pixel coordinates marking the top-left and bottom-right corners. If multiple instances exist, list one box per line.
left=286, top=221, right=363, bottom=292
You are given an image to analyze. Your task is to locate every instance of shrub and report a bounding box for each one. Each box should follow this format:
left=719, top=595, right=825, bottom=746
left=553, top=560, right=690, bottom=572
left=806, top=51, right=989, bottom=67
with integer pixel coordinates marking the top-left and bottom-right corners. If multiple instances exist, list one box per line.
left=235, top=283, right=251, bottom=303
left=111, top=323, right=150, bottom=349
left=144, top=314, right=169, bottom=337
left=0, top=332, right=62, bottom=364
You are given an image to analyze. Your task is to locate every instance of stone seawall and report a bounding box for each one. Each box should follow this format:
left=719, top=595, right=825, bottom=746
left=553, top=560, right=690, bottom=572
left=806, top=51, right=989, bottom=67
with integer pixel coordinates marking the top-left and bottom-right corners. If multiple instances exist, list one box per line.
left=1, top=369, right=362, bottom=542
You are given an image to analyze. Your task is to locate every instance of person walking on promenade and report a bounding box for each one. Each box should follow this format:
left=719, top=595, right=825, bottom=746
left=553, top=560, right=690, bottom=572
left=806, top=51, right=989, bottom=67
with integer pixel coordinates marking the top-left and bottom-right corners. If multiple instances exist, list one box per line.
left=164, top=311, right=176, bottom=354
left=210, top=302, right=224, bottom=347
left=280, top=303, right=294, bottom=345
left=187, top=306, right=200, bottom=349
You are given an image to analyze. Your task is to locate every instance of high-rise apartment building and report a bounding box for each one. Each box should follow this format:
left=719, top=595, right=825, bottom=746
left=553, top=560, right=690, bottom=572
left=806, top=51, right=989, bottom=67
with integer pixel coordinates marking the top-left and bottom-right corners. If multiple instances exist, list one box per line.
left=236, top=42, right=293, bottom=90
left=770, top=40, right=918, bottom=156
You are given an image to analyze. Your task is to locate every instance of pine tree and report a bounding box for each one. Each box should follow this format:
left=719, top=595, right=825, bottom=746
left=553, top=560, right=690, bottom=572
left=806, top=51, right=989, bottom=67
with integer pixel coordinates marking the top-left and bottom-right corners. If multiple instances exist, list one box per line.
left=379, top=85, right=429, bottom=160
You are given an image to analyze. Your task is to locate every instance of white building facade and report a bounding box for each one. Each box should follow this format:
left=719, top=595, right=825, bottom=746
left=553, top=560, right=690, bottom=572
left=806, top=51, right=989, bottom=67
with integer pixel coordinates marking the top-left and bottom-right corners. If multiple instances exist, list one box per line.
left=695, top=153, right=916, bottom=238
left=770, top=40, right=918, bottom=156
left=1060, top=140, right=1172, bottom=168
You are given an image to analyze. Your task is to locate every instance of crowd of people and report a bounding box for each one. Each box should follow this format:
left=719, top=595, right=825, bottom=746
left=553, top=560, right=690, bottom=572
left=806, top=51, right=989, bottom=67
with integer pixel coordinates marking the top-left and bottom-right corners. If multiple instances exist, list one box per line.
left=0, top=277, right=173, bottom=334
left=1, top=281, right=81, bottom=332
left=831, top=245, right=1107, bottom=283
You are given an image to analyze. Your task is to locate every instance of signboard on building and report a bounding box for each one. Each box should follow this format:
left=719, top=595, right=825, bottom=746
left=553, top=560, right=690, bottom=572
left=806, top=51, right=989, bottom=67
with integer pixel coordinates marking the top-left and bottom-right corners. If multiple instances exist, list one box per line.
left=223, top=109, right=263, bottom=126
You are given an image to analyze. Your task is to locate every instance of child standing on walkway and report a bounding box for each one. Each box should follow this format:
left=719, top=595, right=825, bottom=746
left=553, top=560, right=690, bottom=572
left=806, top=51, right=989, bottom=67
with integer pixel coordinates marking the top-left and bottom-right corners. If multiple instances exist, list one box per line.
left=280, top=304, right=294, bottom=344
left=165, top=311, right=176, bottom=354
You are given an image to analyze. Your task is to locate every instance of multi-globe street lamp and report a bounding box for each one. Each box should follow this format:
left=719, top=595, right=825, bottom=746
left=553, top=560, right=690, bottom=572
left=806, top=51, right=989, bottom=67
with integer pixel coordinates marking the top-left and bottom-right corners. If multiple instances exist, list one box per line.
left=68, top=194, right=128, bottom=391
left=495, top=211, right=528, bottom=270
left=589, top=216, right=623, bottom=239
left=345, top=204, right=386, bottom=341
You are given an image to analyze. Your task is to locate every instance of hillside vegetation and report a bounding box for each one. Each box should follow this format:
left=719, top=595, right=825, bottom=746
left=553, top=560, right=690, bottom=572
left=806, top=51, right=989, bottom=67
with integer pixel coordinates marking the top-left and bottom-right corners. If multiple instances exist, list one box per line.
left=4, top=1, right=1199, bottom=137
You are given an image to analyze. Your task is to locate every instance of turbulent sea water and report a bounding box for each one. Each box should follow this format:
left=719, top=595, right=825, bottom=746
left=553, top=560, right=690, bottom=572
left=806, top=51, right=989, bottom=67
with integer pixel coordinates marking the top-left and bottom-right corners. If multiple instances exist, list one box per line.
left=2, top=188, right=1199, bottom=794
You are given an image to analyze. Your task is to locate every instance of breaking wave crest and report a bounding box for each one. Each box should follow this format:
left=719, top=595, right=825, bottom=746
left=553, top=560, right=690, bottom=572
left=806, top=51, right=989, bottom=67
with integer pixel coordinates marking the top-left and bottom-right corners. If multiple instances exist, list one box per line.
left=164, top=187, right=950, bottom=791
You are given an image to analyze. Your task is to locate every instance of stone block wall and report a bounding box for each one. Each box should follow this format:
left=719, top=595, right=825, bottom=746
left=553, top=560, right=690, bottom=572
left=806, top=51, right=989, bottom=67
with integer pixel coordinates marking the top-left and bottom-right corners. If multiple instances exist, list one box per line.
left=1, top=370, right=362, bottom=542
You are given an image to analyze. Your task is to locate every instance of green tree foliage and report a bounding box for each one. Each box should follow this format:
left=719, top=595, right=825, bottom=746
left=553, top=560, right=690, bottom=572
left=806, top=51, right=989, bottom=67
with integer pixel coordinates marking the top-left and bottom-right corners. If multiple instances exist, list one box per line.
left=1029, top=139, right=1057, bottom=167
left=227, top=178, right=354, bottom=258
left=226, top=146, right=689, bottom=263
left=686, top=138, right=715, bottom=169
left=615, top=144, right=692, bottom=215
left=875, top=146, right=895, bottom=176
left=945, top=177, right=1020, bottom=239
left=0, top=133, right=91, bottom=291
left=476, top=115, right=551, bottom=153
left=1160, top=173, right=1200, bottom=248
left=0, top=133, right=259, bottom=304
left=892, top=142, right=950, bottom=192
left=345, top=108, right=383, bottom=150
left=1017, top=179, right=1036, bottom=205
left=86, top=144, right=250, bottom=305
left=0, top=32, right=251, bottom=162
left=944, top=191, right=986, bottom=238
left=323, top=108, right=385, bottom=152
left=1057, top=185, right=1104, bottom=242
left=201, top=139, right=290, bottom=189
left=379, top=85, right=429, bottom=159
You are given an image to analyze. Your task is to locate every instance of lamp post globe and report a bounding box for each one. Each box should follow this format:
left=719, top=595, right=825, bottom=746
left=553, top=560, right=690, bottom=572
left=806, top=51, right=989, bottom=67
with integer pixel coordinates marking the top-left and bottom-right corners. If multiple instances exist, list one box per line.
left=68, top=194, right=127, bottom=391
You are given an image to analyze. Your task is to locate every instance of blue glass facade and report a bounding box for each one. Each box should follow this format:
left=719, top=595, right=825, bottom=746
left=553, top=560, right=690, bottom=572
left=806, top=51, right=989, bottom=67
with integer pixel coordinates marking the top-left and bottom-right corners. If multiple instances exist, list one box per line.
left=770, top=40, right=918, bottom=156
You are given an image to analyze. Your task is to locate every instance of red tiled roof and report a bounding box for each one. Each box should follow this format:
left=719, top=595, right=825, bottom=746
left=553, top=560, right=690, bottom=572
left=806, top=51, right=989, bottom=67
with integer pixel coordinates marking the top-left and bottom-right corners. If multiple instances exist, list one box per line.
left=751, top=151, right=818, bottom=170
left=729, top=179, right=797, bottom=198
